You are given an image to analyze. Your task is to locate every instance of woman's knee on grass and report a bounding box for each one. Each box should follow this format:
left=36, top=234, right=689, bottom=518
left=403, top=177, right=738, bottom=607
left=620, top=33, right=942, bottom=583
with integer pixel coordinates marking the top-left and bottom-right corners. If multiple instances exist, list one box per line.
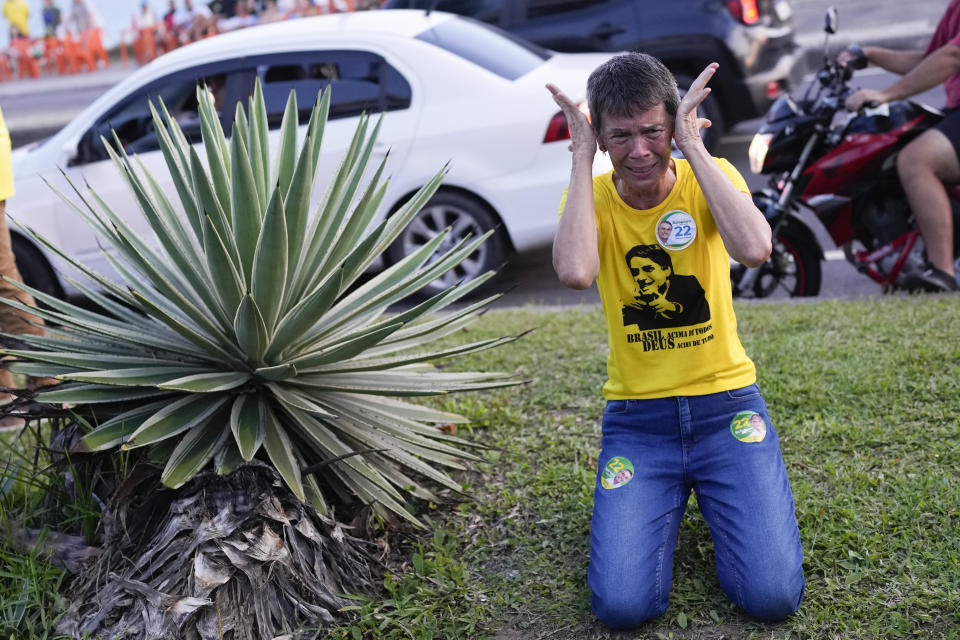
left=590, top=578, right=668, bottom=629
left=737, top=575, right=805, bottom=621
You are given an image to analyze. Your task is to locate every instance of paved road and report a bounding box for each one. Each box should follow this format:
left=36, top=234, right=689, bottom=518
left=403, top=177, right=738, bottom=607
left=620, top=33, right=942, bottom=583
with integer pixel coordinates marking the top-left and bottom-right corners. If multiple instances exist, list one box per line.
left=793, top=0, right=944, bottom=50
left=0, top=66, right=130, bottom=148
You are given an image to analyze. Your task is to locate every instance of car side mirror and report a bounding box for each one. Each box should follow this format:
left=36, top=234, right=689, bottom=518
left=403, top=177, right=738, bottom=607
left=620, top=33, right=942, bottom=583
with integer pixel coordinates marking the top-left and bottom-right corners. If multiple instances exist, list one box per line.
left=825, top=7, right=838, bottom=34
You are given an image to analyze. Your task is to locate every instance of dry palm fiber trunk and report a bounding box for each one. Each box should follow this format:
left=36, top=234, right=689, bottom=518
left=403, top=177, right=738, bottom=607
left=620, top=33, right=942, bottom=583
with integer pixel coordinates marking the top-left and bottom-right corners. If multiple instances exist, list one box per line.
left=57, top=461, right=379, bottom=640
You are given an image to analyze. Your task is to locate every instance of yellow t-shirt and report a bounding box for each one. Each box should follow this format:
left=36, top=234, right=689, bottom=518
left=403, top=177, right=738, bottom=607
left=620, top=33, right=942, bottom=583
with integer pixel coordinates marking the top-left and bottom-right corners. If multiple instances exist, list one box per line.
left=0, top=105, right=13, bottom=201
left=564, top=158, right=756, bottom=399
left=2, top=0, right=29, bottom=36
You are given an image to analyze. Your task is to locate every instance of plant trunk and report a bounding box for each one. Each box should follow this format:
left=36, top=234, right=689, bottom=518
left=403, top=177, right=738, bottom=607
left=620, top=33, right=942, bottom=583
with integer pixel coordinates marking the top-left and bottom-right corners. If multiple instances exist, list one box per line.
left=56, top=461, right=379, bottom=640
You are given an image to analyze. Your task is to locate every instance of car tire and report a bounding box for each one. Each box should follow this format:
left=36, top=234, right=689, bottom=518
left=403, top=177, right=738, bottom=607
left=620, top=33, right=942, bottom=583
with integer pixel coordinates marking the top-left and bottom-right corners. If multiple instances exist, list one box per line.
left=674, top=73, right=724, bottom=152
left=10, top=234, right=62, bottom=301
left=386, top=191, right=506, bottom=298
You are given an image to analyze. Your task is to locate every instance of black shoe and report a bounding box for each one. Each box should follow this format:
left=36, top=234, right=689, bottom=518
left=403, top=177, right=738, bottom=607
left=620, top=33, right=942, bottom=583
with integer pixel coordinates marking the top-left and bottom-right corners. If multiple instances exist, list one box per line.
left=912, top=266, right=960, bottom=293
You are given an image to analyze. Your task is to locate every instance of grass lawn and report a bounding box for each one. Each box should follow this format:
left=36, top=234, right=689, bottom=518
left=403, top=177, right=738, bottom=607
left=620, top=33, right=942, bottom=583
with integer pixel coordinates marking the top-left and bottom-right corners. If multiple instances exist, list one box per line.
left=3, top=296, right=960, bottom=639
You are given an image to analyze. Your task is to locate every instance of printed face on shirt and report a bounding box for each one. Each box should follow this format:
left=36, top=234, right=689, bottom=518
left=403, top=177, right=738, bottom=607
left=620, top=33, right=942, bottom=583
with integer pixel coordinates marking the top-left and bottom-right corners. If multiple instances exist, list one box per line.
left=598, top=104, right=674, bottom=198
left=657, top=220, right=673, bottom=243
left=630, top=255, right=671, bottom=301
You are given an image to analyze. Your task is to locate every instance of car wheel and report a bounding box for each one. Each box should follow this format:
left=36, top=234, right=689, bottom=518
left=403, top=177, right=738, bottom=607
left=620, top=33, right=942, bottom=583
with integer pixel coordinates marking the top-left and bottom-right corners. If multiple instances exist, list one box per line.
left=386, top=191, right=506, bottom=298
left=673, top=73, right=724, bottom=152
left=10, top=234, right=62, bottom=301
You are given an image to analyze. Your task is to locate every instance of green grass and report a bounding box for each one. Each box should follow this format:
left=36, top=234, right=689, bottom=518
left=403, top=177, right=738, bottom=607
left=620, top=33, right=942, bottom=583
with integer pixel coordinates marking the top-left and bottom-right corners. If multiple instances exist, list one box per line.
left=329, top=296, right=960, bottom=640
left=4, top=297, right=960, bottom=639
left=1, top=425, right=69, bottom=638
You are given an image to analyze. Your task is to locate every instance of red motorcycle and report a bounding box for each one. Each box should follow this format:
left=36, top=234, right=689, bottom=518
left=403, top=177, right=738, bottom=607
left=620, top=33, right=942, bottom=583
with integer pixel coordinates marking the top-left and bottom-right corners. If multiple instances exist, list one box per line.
left=732, top=9, right=960, bottom=297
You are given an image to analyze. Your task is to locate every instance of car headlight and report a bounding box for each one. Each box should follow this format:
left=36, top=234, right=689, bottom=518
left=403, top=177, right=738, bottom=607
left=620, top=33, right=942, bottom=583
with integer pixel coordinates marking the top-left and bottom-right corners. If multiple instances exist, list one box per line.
left=748, top=132, right=773, bottom=174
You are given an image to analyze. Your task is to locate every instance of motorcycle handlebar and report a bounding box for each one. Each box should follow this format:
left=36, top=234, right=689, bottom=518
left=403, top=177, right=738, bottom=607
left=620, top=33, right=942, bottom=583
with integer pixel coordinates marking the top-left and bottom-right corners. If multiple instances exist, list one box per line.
left=837, top=44, right=868, bottom=71
left=813, top=45, right=866, bottom=101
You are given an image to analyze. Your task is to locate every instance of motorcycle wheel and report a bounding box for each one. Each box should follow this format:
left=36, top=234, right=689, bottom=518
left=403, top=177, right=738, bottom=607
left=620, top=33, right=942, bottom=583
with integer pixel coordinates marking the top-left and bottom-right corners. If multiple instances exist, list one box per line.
left=751, top=222, right=822, bottom=298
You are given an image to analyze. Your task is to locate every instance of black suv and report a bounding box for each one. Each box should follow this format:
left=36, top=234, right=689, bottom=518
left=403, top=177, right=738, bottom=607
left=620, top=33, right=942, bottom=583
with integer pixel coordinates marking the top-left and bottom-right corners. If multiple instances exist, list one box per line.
left=382, top=0, right=801, bottom=148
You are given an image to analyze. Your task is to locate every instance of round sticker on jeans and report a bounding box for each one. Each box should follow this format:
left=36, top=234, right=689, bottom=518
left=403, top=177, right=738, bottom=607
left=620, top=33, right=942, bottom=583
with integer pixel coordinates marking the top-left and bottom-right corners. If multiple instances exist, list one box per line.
left=600, top=456, right=634, bottom=489
left=730, top=411, right=767, bottom=443
left=656, top=210, right=697, bottom=251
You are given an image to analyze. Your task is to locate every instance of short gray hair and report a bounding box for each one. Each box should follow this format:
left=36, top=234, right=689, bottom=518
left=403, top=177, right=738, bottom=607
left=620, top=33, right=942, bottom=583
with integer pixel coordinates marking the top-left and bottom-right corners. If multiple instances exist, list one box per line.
left=625, top=243, right=673, bottom=271
left=587, top=52, right=680, bottom=134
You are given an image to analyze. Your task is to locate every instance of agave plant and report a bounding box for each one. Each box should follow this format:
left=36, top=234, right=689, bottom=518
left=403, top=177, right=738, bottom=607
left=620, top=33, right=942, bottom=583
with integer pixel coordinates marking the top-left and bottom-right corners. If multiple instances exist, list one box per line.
left=1, top=80, right=521, bottom=525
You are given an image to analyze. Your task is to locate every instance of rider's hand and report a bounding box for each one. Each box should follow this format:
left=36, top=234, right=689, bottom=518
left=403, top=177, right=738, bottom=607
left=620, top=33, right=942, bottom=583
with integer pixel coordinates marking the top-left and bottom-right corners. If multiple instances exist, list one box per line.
left=845, top=88, right=886, bottom=112
left=546, top=83, right=597, bottom=161
left=673, top=63, right=718, bottom=155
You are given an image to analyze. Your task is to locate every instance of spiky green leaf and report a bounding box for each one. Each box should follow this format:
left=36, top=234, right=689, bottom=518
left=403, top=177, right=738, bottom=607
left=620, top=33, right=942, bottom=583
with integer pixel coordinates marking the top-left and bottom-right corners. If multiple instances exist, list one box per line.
left=39, top=384, right=174, bottom=404
left=263, top=408, right=304, bottom=501
left=158, top=371, right=250, bottom=393
left=230, top=107, right=262, bottom=280
left=125, top=394, right=228, bottom=449
left=251, top=189, right=288, bottom=331
left=82, top=400, right=172, bottom=451
left=214, top=439, right=246, bottom=476
left=230, top=395, right=266, bottom=461
left=161, top=417, right=231, bottom=488
left=234, top=295, right=269, bottom=365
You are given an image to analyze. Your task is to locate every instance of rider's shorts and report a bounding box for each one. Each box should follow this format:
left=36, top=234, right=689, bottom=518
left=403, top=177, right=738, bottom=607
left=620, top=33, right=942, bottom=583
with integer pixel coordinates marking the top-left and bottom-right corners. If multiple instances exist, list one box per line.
left=934, top=107, right=960, bottom=159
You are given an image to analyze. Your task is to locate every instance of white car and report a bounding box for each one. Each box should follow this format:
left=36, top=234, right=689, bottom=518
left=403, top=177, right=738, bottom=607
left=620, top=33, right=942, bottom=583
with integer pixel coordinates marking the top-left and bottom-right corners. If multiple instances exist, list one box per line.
left=9, top=10, right=613, bottom=298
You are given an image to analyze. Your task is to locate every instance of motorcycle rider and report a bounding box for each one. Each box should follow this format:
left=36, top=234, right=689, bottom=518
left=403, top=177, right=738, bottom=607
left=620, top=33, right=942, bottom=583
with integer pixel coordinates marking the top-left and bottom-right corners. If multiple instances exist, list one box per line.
left=845, top=0, right=960, bottom=292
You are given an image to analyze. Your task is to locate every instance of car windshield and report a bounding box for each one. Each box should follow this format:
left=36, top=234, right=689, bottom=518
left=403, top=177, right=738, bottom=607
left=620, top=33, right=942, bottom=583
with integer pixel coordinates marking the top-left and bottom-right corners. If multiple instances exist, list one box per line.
left=416, top=16, right=551, bottom=80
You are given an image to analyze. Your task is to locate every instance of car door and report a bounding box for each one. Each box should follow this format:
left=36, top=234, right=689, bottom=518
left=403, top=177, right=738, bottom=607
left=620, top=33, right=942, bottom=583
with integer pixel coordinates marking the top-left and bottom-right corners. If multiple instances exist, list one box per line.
left=57, top=63, right=253, bottom=279
left=255, top=49, right=420, bottom=238
left=508, top=0, right=638, bottom=53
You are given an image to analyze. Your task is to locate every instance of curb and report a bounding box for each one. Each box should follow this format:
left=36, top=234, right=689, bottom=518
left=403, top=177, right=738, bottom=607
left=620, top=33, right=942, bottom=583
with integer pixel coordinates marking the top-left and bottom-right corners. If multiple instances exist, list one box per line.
left=0, top=64, right=132, bottom=98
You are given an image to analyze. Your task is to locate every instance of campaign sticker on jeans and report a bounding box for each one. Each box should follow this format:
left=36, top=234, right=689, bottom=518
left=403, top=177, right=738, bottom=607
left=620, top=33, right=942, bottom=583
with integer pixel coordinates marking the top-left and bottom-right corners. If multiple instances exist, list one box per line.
left=600, top=456, right=634, bottom=489
left=730, top=411, right=767, bottom=443
left=656, top=210, right=697, bottom=251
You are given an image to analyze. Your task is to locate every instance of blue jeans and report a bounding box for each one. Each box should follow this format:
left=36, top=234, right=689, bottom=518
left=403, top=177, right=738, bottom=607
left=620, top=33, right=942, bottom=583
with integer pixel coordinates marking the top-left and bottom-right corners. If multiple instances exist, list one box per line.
left=588, top=384, right=805, bottom=629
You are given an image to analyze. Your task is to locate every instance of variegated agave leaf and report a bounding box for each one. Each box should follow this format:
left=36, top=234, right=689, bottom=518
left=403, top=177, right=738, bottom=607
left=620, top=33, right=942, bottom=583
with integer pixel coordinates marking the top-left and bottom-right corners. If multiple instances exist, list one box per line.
left=1, top=80, right=522, bottom=524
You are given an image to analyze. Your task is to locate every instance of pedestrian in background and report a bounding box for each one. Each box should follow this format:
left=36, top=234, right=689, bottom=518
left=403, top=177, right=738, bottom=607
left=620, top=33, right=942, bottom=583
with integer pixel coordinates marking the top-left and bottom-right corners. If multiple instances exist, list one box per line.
left=66, top=0, right=96, bottom=34
left=42, top=0, right=62, bottom=38
left=174, top=0, right=215, bottom=42
left=2, top=0, right=30, bottom=39
left=133, top=0, right=158, bottom=31
left=0, top=105, right=50, bottom=425
left=217, top=0, right=257, bottom=31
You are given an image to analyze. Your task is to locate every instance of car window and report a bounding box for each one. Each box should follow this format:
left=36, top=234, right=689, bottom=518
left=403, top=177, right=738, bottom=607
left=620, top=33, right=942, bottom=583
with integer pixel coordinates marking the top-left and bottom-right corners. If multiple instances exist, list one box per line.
left=385, top=0, right=507, bottom=24
left=525, top=0, right=611, bottom=19
left=258, top=51, right=412, bottom=126
left=416, top=16, right=551, bottom=80
left=76, top=67, right=250, bottom=165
